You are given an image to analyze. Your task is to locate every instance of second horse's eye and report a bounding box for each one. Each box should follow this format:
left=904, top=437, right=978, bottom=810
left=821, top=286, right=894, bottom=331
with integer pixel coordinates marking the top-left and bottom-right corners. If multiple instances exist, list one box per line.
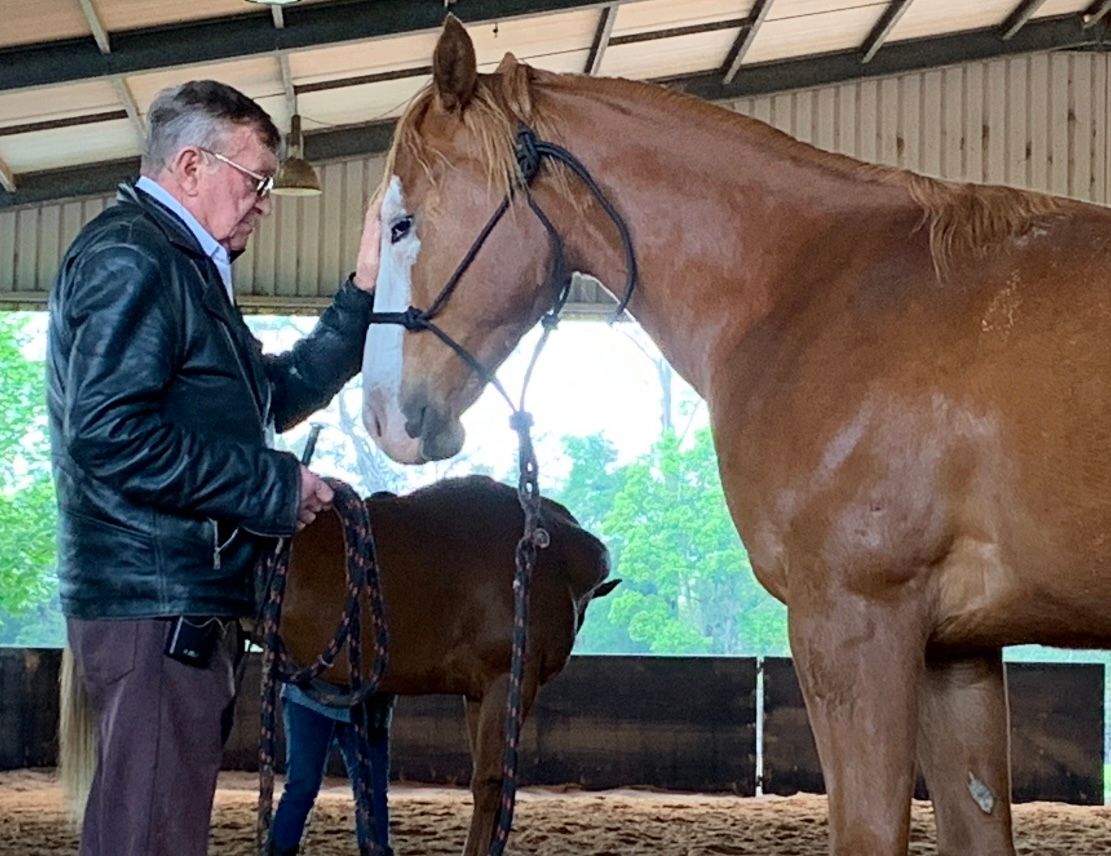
left=390, top=216, right=413, bottom=244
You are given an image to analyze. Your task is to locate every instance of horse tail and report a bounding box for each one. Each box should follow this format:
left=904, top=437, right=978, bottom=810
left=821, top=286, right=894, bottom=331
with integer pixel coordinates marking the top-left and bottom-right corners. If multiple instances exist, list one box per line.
left=58, top=645, right=96, bottom=822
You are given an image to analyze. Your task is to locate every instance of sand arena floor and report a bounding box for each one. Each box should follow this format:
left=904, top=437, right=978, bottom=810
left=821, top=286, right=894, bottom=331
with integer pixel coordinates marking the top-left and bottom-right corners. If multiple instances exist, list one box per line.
left=2, top=769, right=1110, bottom=855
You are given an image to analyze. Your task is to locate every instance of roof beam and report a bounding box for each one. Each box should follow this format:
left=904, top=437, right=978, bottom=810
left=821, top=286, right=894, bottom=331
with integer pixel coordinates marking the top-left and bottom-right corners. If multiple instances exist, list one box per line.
left=722, top=0, right=774, bottom=84
left=0, top=13, right=1099, bottom=210
left=1001, top=0, right=1051, bottom=40
left=112, top=78, right=146, bottom=145
left=0, top=158, right=15, bottom=193
left=1082, top=0, right=1111, bottom=29
left=77, top=0, right=111, bottom=54
left=76, top=0, right=145, bottom=144
left=1, top=0, right=636, bottom=93
left=584, top=4, right=618, bottom=75
left=860, top=0, right=916, bottom=64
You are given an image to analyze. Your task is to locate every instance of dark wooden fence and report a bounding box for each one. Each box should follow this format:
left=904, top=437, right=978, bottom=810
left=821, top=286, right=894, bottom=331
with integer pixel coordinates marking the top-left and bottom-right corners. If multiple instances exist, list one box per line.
left=2, top=648, right=1103, bottom=804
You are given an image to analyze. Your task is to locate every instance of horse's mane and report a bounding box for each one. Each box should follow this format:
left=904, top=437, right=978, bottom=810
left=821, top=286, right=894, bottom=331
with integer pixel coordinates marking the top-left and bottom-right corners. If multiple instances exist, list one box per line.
left=388, top=65, right=1063, bottom=279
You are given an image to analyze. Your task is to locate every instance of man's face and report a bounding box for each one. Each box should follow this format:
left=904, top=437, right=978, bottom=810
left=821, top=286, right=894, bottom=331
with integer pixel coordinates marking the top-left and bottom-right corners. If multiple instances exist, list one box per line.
left=187, top=123, right=276, bottom=247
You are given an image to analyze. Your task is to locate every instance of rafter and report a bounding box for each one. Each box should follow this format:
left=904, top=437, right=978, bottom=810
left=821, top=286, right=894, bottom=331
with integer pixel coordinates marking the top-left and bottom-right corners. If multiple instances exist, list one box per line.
left=77, top=0, right=111, bottom=53
left=722, top=0, right=774, bottom=85
left=0, top=158, right=15, bottom=193
left=585, top=4, right=618, bottom=75
left=112, top=78, right=146, bottom=144
left=1082, top=0, right=1111, bottom=29
left=75, top=0, right=144, bottom=144
left=861, top=0, right=916, bottom=64
left=1001, top=0, right=1050, bottom=40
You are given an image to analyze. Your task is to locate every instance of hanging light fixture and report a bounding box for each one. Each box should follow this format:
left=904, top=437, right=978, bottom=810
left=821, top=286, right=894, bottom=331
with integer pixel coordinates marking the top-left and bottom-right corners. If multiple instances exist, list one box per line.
left=272, top=114, right=321, bottom=197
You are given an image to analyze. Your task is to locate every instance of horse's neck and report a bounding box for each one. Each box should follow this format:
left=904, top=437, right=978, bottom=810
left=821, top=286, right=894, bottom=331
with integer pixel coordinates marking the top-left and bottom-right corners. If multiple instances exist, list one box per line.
left=543, top=80, right=912, bottom=398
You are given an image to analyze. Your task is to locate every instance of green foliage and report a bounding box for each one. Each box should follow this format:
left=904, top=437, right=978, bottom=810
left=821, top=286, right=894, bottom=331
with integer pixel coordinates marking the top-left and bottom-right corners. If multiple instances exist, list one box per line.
left=554, top=427, right=788, bottom=657
left=0, top=314, right=60, bottom=644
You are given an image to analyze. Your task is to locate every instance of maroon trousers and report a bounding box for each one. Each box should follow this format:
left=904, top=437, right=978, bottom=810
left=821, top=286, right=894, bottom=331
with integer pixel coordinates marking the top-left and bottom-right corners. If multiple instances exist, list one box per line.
left=67, top=617, right=236, bottom=856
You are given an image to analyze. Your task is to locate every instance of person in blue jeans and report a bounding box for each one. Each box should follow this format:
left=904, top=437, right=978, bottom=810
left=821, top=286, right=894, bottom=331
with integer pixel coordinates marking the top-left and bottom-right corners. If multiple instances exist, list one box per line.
left=270, top=684, right=396, bottom=855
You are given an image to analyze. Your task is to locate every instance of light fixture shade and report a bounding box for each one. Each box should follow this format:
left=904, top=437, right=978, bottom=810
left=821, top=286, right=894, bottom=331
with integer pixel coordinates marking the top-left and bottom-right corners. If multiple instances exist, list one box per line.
left=272, top=156, right=321, bottom=196
left=244, top=0, right=301, bottom=6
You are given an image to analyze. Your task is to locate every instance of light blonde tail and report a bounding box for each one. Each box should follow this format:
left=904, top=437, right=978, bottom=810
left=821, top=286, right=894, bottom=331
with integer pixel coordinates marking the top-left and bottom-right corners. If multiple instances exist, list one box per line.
left=58, top=645, right=96, bottom=823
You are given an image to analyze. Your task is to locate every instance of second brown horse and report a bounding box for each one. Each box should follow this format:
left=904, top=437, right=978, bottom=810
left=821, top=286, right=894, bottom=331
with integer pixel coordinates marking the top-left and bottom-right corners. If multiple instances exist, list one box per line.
left=279, top=474, right=617, bottom=855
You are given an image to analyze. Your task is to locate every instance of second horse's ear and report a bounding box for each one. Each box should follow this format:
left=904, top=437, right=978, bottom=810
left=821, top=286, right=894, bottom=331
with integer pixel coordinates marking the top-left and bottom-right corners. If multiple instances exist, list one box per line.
left=433, top=14, right=478, bottom=113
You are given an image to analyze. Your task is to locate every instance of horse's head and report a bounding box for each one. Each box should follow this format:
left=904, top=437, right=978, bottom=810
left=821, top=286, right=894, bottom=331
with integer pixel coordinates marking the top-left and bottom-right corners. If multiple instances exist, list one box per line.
left=363, top=16, right=563, bottom=463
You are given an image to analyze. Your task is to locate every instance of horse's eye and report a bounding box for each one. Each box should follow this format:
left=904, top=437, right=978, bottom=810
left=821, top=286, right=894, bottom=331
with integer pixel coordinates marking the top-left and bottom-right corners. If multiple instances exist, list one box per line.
left=390, top=216, right=413, bottom=244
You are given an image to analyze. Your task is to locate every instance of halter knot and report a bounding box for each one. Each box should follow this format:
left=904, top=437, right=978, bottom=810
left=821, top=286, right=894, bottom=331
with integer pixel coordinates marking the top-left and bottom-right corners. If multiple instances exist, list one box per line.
left=515, top=128, right=542, bottom=183
left=509, top=410, right=534, bottom=432
left=401, top=306, right=426, bottom=329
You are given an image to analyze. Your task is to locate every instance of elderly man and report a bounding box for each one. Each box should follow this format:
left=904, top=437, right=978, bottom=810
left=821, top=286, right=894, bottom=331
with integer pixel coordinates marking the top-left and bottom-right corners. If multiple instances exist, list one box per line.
left=47, top=80, right=381, bottom=855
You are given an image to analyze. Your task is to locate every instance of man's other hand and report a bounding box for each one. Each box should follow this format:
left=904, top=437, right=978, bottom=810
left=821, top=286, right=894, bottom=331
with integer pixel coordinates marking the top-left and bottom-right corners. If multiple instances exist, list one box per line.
left=297, top=465, right=334, bottom=530
left=353, top=194, right=382, bottom=292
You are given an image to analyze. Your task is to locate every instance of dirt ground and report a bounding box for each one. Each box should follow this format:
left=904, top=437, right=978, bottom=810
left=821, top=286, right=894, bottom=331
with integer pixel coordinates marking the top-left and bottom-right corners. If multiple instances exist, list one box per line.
left=2, top=769, right=1110, bottom=855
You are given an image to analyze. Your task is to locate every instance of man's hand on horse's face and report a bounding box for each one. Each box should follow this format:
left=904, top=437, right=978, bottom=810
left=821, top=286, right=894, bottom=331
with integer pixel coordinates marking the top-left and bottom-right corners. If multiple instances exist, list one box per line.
left=297, top=466, right=334, bottom=530
left=353, top=194, right=382, bottom=292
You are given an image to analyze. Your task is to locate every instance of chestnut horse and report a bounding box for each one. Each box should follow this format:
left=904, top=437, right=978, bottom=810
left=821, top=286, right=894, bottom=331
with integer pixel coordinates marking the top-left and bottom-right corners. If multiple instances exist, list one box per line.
left=360, top=17, right=1111, bottom=856
left=60, top=475, right=616, bottom=856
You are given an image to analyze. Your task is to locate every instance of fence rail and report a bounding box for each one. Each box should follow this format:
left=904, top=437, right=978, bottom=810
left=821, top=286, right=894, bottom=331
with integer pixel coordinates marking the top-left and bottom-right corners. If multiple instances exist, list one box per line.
left=1, top=649, right=1102, bottom=804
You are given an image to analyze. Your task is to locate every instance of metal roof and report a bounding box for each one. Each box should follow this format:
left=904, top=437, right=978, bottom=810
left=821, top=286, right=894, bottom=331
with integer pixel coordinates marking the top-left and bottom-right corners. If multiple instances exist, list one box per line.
left=1, top=0, right=1107, bottom=209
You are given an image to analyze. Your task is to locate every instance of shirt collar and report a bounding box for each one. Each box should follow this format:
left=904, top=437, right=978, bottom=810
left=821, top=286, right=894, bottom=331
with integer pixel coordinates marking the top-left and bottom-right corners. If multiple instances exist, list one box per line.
left=135, top=176, right=230, bottom=269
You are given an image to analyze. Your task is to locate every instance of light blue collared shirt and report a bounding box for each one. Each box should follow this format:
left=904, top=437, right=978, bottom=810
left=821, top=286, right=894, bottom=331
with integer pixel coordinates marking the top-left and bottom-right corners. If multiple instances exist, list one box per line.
left=135, top=176, right=233, bottom=302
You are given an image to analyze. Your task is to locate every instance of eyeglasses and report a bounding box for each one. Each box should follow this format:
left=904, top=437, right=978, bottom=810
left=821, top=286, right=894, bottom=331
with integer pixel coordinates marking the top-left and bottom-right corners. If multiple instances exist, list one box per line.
left=201, top=148, right=274, bottom=198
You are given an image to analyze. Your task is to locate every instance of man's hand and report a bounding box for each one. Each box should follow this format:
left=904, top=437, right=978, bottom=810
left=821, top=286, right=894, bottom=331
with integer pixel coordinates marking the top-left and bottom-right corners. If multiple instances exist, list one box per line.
left=353, top=195, right=382, bottom=293
left=297, top=465, right=334, bottom=530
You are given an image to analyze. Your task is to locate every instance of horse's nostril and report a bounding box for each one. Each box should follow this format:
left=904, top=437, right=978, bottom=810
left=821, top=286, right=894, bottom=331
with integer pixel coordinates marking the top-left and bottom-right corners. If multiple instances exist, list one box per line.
left=405, top=406, right=426, bottom=441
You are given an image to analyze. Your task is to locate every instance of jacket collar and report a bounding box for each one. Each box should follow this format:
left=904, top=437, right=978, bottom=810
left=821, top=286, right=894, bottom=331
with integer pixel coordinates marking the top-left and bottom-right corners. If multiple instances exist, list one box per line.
left=117, top=180, right=212, bottom=260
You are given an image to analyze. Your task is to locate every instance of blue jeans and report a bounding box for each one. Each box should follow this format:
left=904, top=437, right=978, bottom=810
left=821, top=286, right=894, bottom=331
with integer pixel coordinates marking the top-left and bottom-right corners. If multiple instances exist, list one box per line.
left=271, top=696, right=392, bottom=854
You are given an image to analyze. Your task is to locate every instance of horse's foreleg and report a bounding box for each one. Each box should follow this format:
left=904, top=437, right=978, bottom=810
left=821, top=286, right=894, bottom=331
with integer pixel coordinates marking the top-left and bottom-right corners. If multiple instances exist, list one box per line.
left=460, top=672, right=538, bottom=856
left=789, top=581, right=927, bottom=856
left=917, top=648, right=1015, bottom=856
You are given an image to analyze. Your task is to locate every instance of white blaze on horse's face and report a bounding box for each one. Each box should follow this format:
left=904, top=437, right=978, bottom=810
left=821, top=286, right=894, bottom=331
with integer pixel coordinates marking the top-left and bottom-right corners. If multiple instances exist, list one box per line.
left=362, top=175, right=424, bottom=463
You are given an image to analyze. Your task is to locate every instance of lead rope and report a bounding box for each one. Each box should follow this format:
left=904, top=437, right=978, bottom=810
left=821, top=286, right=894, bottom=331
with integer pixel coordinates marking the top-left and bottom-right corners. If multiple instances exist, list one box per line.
left=488, top=408, right=548, bottom=856
left=254, top=473, right=389, bottom=856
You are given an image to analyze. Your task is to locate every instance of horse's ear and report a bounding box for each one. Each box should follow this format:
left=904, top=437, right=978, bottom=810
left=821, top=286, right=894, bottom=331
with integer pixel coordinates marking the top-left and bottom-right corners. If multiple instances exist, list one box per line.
left=433, top=14, right=478, bottom=114
left=498, top=54, right=532, bottom=119
left=593, top=579, right=622, bottom=599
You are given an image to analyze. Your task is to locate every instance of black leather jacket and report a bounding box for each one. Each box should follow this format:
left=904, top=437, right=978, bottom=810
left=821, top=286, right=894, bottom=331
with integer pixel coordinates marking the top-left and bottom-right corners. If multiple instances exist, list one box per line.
left=47, top=182, right=373, bottom=619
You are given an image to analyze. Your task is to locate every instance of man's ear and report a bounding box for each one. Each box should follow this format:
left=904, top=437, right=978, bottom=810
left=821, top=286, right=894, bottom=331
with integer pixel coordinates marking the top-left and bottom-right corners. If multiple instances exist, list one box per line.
left=433, top=14, right=478, bottom=114
left=170, top=147, right=206, bottom=197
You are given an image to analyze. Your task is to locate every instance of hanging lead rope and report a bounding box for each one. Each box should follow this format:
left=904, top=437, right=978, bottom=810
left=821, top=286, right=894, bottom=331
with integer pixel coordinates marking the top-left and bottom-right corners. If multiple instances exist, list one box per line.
left=254, top=427, right=390, bottom=856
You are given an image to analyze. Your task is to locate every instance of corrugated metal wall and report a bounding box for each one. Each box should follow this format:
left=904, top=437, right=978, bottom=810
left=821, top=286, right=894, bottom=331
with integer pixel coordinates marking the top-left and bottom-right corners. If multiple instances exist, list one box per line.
left=2, top=50, right=1109, bottom=313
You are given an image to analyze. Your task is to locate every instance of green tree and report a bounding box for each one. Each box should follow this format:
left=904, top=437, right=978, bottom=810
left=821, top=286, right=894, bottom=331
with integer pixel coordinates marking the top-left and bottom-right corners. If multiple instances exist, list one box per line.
left=0, top=314, right=60, bottom=645
left=549, top=434, right=646, bottom=653
left=557, top=427, right=788, bottom=657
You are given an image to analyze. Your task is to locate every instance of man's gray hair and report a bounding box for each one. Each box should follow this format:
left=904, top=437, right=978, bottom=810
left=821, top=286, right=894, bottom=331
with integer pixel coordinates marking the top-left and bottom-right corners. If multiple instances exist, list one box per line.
left=141, top=80, right=281, bottom=173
